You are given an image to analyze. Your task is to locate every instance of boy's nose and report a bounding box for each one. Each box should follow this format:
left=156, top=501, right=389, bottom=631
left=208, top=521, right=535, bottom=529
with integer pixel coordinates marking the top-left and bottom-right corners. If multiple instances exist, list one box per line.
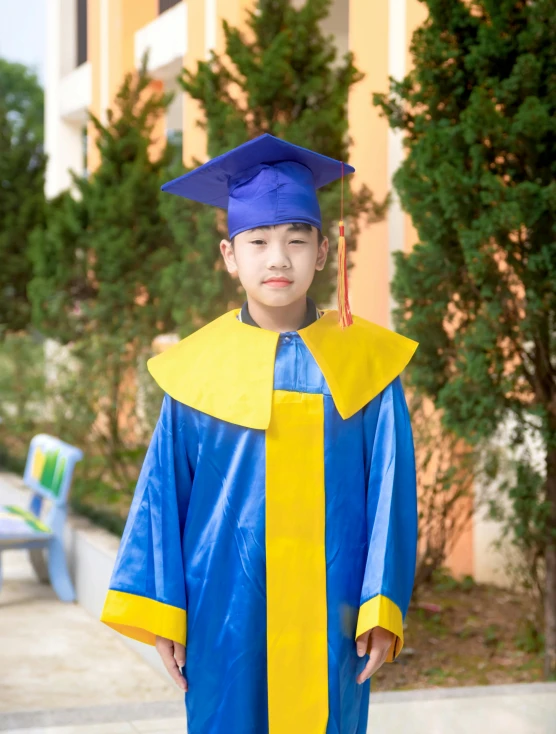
left=266, top=244, right=291, bottom=269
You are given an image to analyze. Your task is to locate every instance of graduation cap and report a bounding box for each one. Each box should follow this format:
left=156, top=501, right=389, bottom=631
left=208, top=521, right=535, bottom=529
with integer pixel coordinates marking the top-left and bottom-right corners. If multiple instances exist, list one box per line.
left=161, top=134, right=356, bottom=327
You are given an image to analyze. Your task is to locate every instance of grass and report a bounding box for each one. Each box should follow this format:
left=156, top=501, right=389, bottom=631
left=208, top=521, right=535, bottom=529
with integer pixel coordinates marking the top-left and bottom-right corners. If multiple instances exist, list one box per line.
left=372, top=568, right=544, bottom=691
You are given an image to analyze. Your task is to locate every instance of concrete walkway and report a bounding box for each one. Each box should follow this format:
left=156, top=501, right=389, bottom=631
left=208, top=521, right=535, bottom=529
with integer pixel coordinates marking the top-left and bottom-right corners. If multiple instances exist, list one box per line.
left=0, top=473, right=184, bottom=732
left=2, top=683, right=556, bottom=734
left=1, top=472, right=556, bottom=733
left=369, top=683, right=556, bottom=733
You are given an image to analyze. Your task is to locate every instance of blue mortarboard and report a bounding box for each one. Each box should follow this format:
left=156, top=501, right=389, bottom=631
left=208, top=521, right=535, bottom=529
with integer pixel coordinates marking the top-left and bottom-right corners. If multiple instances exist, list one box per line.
left=161, top=134, right=356, bottom=327
left=161, top=134, right=355, bottom=239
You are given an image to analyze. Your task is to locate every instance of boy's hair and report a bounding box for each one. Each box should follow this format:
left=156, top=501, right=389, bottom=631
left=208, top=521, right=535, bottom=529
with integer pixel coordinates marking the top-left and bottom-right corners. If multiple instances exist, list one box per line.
left=230, top=222, right=325, bottom=248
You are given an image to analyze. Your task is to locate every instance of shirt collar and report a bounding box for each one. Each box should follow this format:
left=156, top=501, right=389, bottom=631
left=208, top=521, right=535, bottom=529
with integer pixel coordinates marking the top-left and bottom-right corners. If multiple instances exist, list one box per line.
left=239, top=296, right=321, bottom=330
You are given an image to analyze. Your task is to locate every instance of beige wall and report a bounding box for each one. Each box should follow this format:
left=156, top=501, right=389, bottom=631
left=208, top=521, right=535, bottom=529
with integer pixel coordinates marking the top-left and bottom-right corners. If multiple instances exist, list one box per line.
left=183, top=0, right=255, bottom=165
left=403, top=0, right=427, bottom=257
left=183, top=0, right=207, bottom=165
left=347, top=0, right=476, bottom=579
left=87, top=0, right=160, bottom=172
left=348, top=0, right=390, bottom=326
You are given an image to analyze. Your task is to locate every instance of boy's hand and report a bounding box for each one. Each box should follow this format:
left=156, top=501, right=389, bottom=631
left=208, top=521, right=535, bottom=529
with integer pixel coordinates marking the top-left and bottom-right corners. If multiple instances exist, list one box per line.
left=155, top=635, right=188, bottom=692
left=355, top=626, right=395, bottom=685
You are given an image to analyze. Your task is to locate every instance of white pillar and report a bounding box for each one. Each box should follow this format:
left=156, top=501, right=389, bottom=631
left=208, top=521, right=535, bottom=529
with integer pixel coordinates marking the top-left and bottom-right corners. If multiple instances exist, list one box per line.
left=45, top=0, right=84, bottom=198
left=45, top=0, right=62, bottom=198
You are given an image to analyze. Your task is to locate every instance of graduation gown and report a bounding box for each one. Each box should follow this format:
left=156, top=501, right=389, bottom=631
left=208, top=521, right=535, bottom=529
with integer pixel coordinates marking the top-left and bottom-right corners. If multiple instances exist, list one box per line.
left=101, top=308, right=419, bottom=734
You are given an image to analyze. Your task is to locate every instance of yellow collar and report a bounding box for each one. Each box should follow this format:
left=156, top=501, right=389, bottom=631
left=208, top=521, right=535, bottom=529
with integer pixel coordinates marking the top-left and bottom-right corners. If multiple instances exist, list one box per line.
left=147, top=309, right=418, bottom=429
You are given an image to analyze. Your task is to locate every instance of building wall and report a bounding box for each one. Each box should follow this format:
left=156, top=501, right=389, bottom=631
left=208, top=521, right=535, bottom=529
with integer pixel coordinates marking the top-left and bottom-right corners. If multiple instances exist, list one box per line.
left=87, top=0, right=161, bottom=171
left=348, top=0, right=390, bottom=327
left=45, top=0, right=90, bottom=197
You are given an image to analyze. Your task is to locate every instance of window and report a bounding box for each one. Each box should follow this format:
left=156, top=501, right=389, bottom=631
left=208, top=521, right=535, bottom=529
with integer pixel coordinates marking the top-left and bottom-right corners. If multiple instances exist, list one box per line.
left=167, top=129, right=183, bottom=167
left=81, top=126, right=89, bottom=179
left=159, top=0, right=181, bottom=14
left=77, top=0, right=87, bottom=66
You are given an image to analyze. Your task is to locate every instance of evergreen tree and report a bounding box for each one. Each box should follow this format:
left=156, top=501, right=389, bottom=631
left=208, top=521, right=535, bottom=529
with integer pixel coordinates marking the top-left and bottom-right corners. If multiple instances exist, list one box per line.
left=158, top=187, right=244, bottom=329
left=30, top=57, right=176, bottom=345
left=374, top=0, right=556, bottom=677
left=178, top=0, right=384, bottom=306
left=29, top=57, right=179, bottom=487
left=0, top=58, right=43, bottom=140
left=0, top=59, right=46, bottom=335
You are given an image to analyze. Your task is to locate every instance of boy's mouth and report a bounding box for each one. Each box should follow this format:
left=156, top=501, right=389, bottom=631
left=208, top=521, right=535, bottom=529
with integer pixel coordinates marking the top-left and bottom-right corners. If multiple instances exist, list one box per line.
left=263, top=277, right=293, bottom=288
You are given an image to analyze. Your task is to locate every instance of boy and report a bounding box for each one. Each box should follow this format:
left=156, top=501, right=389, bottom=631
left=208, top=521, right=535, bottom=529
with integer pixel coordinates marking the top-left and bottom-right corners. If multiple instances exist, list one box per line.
left=101, top=134, right=419, bottom=734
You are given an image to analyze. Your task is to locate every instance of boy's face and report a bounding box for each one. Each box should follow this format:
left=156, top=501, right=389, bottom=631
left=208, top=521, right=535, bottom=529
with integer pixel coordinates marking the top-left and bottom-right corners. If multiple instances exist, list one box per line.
left=220, top=223, right=328, bottom=308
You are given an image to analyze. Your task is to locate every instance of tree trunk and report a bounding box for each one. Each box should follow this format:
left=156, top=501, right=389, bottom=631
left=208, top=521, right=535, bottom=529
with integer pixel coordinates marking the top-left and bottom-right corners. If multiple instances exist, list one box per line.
left=544, top=445, right=556, bottom=679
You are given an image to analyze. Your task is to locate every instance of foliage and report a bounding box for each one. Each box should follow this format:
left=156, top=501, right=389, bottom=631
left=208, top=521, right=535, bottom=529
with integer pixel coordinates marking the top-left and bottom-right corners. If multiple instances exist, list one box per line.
left=158, top=170, right=242, bottom=331
left=28, top=56, right=175, bottom=493
left=0, top=59, right=46, bottom=334
left=20, top=1, right=384, bottom=527
left=0, top=333, right=47, bottom=452
left=0, top=332, right=134, bottom=531
left=484, top=442, right=548, bottom=606
left=431, top=566, right=476, bottom=593
left=180, top=0, right=385, bottom=306
left=408, top=388, right=476, bottom=589
left=0, top=58, right=43, bottom=140
left=515, top=617, right=545, bottom=655
left=374, top=0, right=556, bottom=674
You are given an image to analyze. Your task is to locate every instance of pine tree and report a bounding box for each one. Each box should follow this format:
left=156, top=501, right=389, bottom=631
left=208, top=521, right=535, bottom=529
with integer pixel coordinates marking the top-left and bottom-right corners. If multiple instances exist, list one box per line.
left=374, top=0, right=556, bottom=677
left=30, top=57, right=177, bottom=344
left=0, top=59, right=46, bottom=335
left=178, top=0, right=384, bottom=307
left=29, top=57, right=179, bottom=488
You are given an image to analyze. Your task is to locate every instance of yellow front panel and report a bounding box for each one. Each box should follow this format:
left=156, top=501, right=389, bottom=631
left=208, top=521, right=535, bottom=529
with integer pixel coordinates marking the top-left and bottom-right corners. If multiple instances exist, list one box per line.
left=266, top=390, right=328, bottom=734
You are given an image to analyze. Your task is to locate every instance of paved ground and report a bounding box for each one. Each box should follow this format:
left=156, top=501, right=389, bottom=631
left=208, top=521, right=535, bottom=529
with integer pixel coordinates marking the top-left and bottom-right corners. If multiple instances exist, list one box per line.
left=2, top=682, right=555, bottom=733
left=1, top=473, right=556, bottom=733
left=0, top=549, right=182, bottom=712
left=0, top=473, right=185, bottom=732
left=368, top=684, right=556, bottom=733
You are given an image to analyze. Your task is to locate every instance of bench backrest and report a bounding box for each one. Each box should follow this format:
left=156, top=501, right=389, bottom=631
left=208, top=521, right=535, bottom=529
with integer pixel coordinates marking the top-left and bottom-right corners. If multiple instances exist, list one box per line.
left=23, top=434, right=84, bottom=507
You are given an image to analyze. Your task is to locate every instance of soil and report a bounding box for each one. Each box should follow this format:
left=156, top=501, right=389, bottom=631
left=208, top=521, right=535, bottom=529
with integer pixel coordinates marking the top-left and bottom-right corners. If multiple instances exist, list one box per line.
left=372, top=569, right=544, bottom=692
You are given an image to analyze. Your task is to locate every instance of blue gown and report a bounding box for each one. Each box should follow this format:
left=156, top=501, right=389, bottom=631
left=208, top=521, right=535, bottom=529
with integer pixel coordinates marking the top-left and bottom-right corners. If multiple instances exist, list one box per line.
left=101, top=309, right=418, bottom=734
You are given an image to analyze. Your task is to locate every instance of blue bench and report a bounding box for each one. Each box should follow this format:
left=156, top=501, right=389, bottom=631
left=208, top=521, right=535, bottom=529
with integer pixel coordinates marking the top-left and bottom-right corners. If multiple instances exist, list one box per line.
left=0, top=434, right=83, bottom=602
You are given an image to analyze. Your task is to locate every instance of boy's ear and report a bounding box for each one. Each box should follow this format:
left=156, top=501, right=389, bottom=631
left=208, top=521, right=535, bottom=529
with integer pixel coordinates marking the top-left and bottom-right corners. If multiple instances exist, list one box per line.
left=220, top=238, right=238, bottom=275
left=315, top=237, right=329, bottom=272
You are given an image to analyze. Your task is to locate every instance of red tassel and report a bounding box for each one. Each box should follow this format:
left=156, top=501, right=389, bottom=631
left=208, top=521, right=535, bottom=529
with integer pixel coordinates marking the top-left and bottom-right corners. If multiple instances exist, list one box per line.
left=337, top=161, right=353, bottom=328
left=337, top=220, right=353, bottom=328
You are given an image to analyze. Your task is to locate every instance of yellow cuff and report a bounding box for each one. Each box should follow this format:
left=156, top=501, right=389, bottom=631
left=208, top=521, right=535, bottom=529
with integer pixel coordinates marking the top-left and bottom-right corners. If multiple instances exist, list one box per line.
left=355, top=594, right=404, bottom=662
left=100, top=589, right=187, bottom=647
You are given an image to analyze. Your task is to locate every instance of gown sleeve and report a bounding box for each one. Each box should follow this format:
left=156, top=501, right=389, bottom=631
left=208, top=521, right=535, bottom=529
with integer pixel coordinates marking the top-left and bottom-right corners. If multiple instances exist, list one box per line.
left=100, top=393, right=196, bottom=647
left=356, top=374, right=418, bottom=662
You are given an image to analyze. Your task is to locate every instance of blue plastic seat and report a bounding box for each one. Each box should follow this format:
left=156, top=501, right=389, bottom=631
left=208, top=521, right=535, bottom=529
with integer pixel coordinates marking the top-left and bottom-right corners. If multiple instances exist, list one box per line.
left=0, top=434, right=83, bottom=602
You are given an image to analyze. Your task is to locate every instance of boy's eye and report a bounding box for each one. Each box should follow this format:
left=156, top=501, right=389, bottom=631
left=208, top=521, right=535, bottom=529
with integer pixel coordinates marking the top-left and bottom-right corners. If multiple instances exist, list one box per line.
left=249, top=237, right=307, bottom=245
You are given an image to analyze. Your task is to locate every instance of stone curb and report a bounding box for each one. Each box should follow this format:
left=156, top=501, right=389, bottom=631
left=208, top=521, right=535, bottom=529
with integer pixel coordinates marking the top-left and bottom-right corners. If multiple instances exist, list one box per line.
left=0, top=701, right=185, bottom=731
left=369, top=680, right=556, bottom=703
